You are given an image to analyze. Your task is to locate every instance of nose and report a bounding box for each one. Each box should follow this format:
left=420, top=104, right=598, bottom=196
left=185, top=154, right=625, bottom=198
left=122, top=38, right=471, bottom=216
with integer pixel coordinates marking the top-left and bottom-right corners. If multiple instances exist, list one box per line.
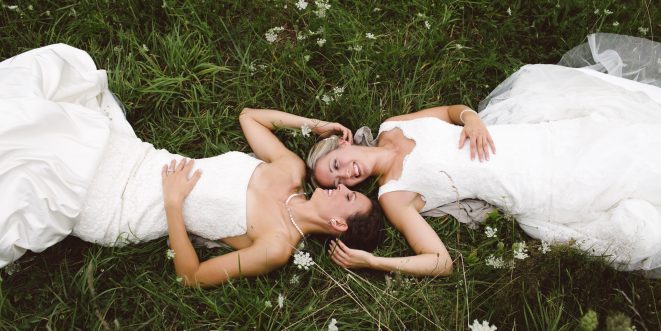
left=337, top=184, right=347, bottom=191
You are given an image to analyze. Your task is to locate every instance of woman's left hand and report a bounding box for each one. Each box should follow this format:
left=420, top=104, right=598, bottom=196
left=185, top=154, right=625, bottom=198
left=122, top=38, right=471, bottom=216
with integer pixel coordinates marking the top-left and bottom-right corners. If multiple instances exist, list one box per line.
left=313, top=121, right=353, bottom=143
left=458, top=114, right=496, bottom=162
left=161, top=158, right=202, bottom=208
left=328, top=239, right=373, bottom=269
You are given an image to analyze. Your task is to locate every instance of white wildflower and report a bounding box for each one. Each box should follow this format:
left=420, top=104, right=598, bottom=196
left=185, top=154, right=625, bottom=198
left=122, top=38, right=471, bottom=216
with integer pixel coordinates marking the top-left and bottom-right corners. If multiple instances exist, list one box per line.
left=316, top=38, right=326, bottom=47
left=638, top=26, right=649, bottom=35
left=484, top=226, right=497, bottom=238
left=506, top=7, right=511, bottom=16
left=289, top=274, right=300, bottom=284
left=295, top=0, right=308, bottom=10
left=296, top=31, right=307, bottom=40
left=328, top=318, right=339, bottom=331
left=468, top=319, right=497, bottom=331
left=604, top=9, right=613, bottom=15
left=416, top=12, right=426, bottom=18
left=6, top=5, right=18, bottom=10
left=176, top=276, right=183, bottom=283
left=277, top=293, right=285, bottom=308
left=264, top=300, right=273, bottom=308
left=293, top=251, right=315, bottom=270
left=365, top=32, right=376, bottom=39
left=485, top=255, right=506, bottom=269
left=314, top=0, right=330, bottom=18
left=303, top=54, right=311, bottom=62
left=593, top=9, right=599, bottom=14
left=513, top=242, right=529, bottom=260
left=373, top=7, right=381, bottom=12
left=142, top=44, right=149, bottom=52
left=166, top=249, right=176, bottom=260
left=45, top=10, right=51, bottom=16
left=456, top=44, right=465, bottom=50
left=332, top=86, right=345, bottom=97
left=612, top=21, right=620, bottom=27
left=321, top=94, right=334, bottom=105
left=3, top=262, right=19, bottom=275
left=248, top=63, right=257, bottom=72
left=301, top=123, right=312, bottom=137
left=539, top=241, right=551, bottom=254
left=424, top=20, right=431, bottom=29
left=27, top=4, right=33, bottom=10
left=265, top=26, right=285, bottom=44
left=348, top=45, right=363, bottom=52
left=257, top=64, right=267, bottom=70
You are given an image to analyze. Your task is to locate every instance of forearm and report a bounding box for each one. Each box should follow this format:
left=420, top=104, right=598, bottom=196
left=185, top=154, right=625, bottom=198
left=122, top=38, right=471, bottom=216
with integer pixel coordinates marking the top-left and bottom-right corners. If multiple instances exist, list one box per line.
left=165, top=204, right=200, bottom=283
left=240, top=108, right=326, bottom=131
left=369, top=252, right=453, bottom=277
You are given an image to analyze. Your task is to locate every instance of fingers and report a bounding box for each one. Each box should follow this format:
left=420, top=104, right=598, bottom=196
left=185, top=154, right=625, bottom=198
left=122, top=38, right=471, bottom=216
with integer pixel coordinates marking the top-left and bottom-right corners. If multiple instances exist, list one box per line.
left=458, top=131, right=467, bottom=149
left=169, top=159, right=176, bottom=172
left=482, top=136, right=490, bottom=161
left=476, top=135, right=485, bottom=162
left=470, top=135, right=476, bottom=161
left=488, top=135, right=496, bottom=154
left=189, top=169, right=203, bottom=187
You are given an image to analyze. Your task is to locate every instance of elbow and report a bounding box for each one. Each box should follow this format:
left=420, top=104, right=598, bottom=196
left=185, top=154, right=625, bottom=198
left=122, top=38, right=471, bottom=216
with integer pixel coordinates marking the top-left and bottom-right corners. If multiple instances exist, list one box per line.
left=430, top=252, right=453, bottom=277
left=240, top=107, right=255, bottom=117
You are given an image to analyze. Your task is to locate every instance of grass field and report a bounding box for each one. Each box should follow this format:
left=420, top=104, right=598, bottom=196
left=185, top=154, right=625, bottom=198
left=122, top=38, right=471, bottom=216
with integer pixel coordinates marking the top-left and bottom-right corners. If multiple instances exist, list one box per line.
left=1, top=0, right=660, bottom=330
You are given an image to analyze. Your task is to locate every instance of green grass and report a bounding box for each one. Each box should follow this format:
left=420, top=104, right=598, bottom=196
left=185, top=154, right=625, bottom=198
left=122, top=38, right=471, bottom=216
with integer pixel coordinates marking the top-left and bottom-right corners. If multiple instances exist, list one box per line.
left=1, top=0, right=660, bottom=329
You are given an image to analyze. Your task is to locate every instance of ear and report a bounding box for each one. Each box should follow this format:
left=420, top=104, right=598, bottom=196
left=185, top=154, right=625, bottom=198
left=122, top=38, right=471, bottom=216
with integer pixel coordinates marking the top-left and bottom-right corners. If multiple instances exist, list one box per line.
left=329, top=217, right=348, bottom=233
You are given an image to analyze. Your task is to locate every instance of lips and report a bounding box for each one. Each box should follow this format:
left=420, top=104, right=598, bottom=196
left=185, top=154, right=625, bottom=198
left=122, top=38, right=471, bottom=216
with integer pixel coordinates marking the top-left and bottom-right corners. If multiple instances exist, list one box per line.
left=353, top=162, right=360, bottom=178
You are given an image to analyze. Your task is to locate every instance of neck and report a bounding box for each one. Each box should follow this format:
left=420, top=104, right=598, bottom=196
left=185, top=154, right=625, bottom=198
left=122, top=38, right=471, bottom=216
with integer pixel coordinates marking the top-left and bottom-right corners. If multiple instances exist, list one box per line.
left=285, top=195, right=335, bottom=236
left=363, top=145, right=398, bottom=177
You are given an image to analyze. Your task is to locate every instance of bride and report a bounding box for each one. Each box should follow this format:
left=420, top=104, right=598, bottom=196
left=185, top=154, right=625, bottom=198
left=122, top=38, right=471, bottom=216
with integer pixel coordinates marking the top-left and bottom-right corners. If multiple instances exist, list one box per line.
left=307, top=33, right=661, bottom=277
left=0, top=44, right=385, bottom=286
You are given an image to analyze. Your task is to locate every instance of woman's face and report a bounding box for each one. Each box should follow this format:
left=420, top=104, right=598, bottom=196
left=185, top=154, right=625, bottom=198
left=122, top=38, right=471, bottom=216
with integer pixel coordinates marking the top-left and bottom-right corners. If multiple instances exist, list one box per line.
left=313, top=145, right=369, bottom=188
left=310, top=184, right=371, bottom=220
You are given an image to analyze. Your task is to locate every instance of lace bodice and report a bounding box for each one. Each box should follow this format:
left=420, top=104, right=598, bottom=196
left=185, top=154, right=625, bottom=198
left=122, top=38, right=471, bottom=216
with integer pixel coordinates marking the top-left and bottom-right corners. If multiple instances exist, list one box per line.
left=74, top=132, right=262, bottom=245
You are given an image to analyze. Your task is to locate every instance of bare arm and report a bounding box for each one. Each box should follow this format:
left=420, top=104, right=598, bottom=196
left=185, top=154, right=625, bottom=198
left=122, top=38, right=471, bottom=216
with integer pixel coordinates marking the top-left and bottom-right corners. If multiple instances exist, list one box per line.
left=162, top=159, right=290, bottom=287
left=329, top=191, right=452, bottom=277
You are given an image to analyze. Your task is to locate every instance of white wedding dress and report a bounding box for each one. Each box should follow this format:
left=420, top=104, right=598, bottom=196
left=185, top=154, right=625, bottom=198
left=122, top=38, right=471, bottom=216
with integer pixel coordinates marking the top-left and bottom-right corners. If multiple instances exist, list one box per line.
left=0, top=44, right=261, bottom=268
left=378, top=63, right=661, bottom=275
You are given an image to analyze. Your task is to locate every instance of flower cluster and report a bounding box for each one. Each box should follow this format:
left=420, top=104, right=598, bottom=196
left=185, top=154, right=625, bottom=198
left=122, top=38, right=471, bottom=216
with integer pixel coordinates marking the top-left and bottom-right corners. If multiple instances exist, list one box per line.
left=314, top=0, right=331, bottom=18
left=484, top=226, right=497, bottom=238
left=301, top=123, right=312, bottom=137
left=485, top=255, right=506, bottom=269
left=539, top=241, right=551, bottom=254
left=295, top=0, right=308, bottom=10
left=265, top=26, right=285, bottom=44
left=166, top=249, right=176, bottom=260
left=468, top=319, right=497, bottom=331
left=513, top=241, right=529, bottom=260
left=319, top=86, right=345, bottom=105
left=328, top=318, right=338, bottom=331
left=293, top=251, right=315, bottom=270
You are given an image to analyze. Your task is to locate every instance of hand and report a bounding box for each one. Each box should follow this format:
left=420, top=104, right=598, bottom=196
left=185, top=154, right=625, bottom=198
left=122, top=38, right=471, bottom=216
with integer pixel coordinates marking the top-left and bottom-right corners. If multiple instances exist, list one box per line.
left=313, top=121, right=353, bottom=143
left=161, top=158, right=202, bottom=207
left=458, top=113, right=496, bottom=162
left=327, top=239, right=373, bottom=269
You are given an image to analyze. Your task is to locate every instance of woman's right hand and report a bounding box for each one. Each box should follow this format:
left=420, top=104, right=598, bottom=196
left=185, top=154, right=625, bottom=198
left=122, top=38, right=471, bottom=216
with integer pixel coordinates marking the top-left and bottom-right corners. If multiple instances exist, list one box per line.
left=313, top=121, right=353, bottom=143
left=161, top=158, right=202, bottom=208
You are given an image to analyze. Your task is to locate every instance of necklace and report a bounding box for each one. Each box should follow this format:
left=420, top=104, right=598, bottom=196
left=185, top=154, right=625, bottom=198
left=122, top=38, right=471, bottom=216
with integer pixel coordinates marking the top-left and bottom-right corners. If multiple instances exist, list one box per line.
left=285, top=193, right=306, bottom=239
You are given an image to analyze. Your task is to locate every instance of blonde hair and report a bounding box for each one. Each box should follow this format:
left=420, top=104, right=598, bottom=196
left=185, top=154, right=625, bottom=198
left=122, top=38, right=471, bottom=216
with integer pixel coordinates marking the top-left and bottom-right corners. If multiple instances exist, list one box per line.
left=306, top=135, right=341, bottom=188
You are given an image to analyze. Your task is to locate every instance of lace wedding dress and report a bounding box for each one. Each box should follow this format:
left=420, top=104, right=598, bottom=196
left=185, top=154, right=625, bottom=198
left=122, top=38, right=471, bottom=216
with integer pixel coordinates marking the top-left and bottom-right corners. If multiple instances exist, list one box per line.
left=378, top=62, right=661, bottom=275
left=0, top=44, right=261, bottom=268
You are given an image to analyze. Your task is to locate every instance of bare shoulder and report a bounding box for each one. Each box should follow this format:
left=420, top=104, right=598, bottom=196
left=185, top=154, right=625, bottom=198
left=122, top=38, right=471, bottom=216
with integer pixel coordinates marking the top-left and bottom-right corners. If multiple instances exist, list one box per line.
left=379, top=190, right=420, bottom=213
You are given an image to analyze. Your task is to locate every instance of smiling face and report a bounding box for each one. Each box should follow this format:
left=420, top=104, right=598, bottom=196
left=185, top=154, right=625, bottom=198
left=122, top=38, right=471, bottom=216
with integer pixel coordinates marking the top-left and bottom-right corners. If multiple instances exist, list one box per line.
left=310, top=184, right=371, bottom=220
left=312, top=145, right=370, bottom=188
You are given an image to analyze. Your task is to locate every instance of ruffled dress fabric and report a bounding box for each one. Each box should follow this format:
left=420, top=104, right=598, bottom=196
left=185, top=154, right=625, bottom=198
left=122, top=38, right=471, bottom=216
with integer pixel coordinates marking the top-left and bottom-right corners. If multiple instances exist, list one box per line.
left=0, top=44, right=261, bottom=268
left=378, top=63, right=661, bottom=275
